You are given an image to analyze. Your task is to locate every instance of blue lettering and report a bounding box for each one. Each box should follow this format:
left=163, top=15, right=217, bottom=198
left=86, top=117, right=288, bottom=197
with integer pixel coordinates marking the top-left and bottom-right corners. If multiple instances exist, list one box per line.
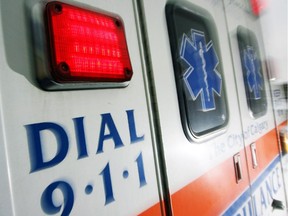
left=96, top=113, right=124, bottom=154
left=73, top=117, right=88, bottom=159
left=271, top=168, right=280, bottom=193
left=41, top=181, right=74, bottom=215
left=271, top=170, right=278, bottom=194
left=25, top=122, right=69, bottom=173
left=260, top=186, right=267, bottom=211
left=247, top=199, right=253, bottom=216
left=275, top=167, right=282, bottom=189
left=100, top=162, right=115, bottom=205
left=242, top=199, right=253, bottom=216
left=26, top=110, right=145, bottom=172
left=252, top=195, right=258, bottom=216
left=250, top=125, right=256, bottom=136
left=127, top=110, right=144, bottom=143
left=265, top=178, right=273, bottom=204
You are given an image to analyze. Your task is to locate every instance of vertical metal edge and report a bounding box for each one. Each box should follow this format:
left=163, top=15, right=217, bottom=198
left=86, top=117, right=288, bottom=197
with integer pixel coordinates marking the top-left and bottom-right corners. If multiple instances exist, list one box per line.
left=0, top=94, right=15, bottom=215
left=132, top=0, right=172, bottom=215
left=0, top=73, right=15, bottom=215
left=0, top=1, right=16, bottom=214
left=222, top=0, right=256, bottom=212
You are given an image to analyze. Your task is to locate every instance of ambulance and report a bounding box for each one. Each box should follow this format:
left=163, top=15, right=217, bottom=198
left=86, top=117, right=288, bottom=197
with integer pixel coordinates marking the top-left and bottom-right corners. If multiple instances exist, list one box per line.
left=0, top=0, right=287, bottom=215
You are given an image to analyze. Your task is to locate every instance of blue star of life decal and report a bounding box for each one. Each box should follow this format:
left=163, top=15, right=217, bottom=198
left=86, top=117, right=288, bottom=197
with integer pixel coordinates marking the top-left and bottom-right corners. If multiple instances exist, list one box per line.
left=179, top=29, right=222, bottom=112
left=243, top=46, right=263, bottom=100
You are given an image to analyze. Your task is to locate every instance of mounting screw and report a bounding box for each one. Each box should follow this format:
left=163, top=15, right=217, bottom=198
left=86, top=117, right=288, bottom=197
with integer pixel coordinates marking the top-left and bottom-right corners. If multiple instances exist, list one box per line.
left=124, top=68, right=132, bottom=78
left=57, top=62, right=70, bottom=74
left=53, top=3, right=63, bottom=14
left=115, top=19, right=121, bottom=28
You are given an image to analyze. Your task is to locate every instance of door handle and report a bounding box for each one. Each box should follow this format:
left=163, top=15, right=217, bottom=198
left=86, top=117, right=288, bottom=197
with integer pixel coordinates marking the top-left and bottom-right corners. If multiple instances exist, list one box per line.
left=233, top=153, right=243, bottom=183
left=251, top=143, right=258, bottom=169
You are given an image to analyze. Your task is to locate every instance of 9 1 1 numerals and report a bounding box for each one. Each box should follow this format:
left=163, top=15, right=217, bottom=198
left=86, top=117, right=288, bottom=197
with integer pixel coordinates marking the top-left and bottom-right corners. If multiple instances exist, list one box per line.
left=40, top=152, right=147, bottom=215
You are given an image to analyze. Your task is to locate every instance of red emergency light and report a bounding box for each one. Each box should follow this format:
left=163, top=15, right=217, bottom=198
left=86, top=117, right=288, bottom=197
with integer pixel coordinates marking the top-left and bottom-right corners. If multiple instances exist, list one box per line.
left=250, top=0, right=267, bottom=16
left=44, top=1, right=132, bottom=86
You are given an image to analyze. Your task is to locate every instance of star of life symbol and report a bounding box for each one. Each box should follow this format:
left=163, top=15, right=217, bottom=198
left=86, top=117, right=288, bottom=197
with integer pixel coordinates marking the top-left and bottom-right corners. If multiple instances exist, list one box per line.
left=243, top=46, right=263, bottom=100
left=179, top=29, right=222, bottom=112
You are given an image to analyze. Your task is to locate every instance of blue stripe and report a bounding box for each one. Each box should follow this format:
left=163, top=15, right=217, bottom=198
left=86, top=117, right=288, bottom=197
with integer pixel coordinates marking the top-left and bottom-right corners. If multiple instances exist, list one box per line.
left=222, top=155, right=281, bottom=215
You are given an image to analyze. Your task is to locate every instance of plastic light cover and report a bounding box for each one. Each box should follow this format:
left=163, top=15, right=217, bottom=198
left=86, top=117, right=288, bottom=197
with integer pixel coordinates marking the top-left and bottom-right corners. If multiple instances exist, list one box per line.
left=45, top=1, right=133, bottom=83
left=250, top=0, right=266, bottom=16
left=166, top=2, right=229, bottom=140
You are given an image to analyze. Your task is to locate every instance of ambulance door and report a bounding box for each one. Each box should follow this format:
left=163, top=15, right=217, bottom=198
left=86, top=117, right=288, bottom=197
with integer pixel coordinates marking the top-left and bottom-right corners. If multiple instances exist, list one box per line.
left=271, top=80, right=288, bottom=204
left=264, top=1, right=288, bottom=204
left=223, top=0, right=287, bottom=214
left=136, top=0, right=251, bottom=214
left=272, top=83, right=288, bottom=206
left=0, top=0, right=164, bottom=215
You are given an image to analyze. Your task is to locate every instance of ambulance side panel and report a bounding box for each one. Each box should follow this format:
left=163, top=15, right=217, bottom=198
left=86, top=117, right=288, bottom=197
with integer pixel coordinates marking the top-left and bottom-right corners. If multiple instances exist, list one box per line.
left=138, top=0, right=251, bottom=214
left=223, top=1, right=287, bottom=214
left=0, top=0, right=164, bottom=215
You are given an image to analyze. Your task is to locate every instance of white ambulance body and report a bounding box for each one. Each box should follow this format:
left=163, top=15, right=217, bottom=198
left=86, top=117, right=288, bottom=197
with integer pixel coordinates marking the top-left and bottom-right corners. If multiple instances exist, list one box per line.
left=0, top=0, right=287, bottom=215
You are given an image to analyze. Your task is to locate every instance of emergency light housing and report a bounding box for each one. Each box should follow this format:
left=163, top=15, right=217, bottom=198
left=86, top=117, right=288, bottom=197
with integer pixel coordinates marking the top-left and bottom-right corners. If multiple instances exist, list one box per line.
left=32, top=1, right=133, bottom=90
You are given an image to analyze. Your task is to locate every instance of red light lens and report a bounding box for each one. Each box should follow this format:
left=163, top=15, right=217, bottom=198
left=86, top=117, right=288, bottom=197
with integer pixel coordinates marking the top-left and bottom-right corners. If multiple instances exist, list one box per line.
left=45, top=1, right=133, bottom=83
left=250, top=0, right=266, bottom=16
